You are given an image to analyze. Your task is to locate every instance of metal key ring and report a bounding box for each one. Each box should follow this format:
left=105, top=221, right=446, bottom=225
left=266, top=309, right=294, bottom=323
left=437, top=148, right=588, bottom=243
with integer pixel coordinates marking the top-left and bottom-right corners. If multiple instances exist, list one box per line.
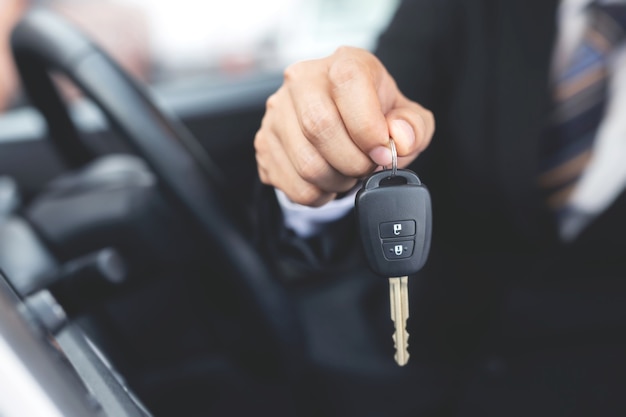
left=389, top=138, right=398, bottom=177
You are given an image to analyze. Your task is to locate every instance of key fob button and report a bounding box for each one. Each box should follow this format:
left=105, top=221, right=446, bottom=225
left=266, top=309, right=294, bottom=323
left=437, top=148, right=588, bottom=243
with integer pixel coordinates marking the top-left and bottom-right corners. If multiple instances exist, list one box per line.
left=379, top=220, right=416, bottom=238
left=382, top=240, right=415, bottom=260
left=355, top=169, right=432, bottom=277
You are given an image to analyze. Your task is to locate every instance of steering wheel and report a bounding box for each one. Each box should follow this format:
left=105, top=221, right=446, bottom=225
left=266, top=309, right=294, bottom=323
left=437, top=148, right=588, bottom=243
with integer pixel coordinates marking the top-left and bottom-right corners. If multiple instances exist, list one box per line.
left=10, top=9, right=304, bottom=377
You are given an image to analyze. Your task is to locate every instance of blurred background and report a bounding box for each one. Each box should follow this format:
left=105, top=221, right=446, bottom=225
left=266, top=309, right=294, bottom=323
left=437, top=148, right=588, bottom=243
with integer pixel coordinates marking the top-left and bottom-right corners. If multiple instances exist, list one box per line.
left=0, top=0, right=400, bottom=113
left=0, top=0, right=401, bottom=207
left=0, top=2, right=406, bottom=415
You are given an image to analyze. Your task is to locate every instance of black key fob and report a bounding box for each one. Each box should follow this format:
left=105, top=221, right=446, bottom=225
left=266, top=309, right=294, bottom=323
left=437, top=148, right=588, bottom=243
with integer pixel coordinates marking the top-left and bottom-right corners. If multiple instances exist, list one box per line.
left=355, top=169, right=432, bottom=277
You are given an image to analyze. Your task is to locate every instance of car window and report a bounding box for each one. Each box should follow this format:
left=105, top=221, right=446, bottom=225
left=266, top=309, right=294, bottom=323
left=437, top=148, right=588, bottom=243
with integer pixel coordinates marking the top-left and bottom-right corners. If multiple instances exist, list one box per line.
left=118, top=0, right=400, bottom=81
left=0, top=0, right=400, bottom=112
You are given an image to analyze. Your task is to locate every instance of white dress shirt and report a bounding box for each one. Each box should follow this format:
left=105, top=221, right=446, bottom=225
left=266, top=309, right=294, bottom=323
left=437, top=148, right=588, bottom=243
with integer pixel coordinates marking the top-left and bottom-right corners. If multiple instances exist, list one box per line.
left=557, top=0, right=626, bottom=239
left=277, top=0, right=626, bottom=241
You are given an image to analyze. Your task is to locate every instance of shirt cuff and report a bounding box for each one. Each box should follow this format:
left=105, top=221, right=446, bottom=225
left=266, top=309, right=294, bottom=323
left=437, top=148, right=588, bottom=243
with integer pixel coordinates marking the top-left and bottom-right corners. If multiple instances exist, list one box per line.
left=274, top=187, right=358, bottom=238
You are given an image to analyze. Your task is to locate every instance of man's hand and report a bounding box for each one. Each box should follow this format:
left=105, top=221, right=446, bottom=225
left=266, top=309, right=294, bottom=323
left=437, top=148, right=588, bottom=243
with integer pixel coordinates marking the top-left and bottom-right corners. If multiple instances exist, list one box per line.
left=255, top=46, right=435, bottom=207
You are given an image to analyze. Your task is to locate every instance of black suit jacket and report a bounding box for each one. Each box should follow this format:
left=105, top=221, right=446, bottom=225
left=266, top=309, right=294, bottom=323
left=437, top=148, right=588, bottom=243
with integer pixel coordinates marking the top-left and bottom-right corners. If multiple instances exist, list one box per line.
left=256, top=1, right=626, bottom=415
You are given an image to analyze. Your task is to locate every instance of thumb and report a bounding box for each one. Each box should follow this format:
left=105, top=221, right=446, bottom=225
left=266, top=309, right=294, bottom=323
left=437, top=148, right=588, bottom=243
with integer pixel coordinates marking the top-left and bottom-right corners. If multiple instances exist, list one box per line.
left=385, top=100, right=435, bottom=163
left=388, top=119, right=416, bottom=155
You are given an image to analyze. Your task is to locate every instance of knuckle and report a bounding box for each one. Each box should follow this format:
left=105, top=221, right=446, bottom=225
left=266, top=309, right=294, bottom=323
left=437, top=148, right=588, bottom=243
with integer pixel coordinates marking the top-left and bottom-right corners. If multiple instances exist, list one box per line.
left=291, top=184, right=324, bottom=207
left=254, top=150, right=271, bottom=185
left=300, top=102, right=335, bottom=141
left=416, top=109, right=435, bottom=151
left=257, top=168, right=270, bottom=185
left=265, top=92, right=278, bottom=110
left=283, top=61, right=303, bottom=82
left=343, top=157, right=375, bottom=178
left=253, top=130, right=267, bottom=153
left=333, top=45, right=354, bottom=57
left=354, top=116, right=378, bottom=138
left=332, top=45, right=362, bottom=58
left=335, top=178, right=360, bottom=194
left=422, top=108, right=435, bottom=134
left=427, top=111, right=436, bottom=138
left=283, top=63, right=296, bottom=81
left=297, top=152, right=329, bottom=184
left=328, top=56, right=364, bottom=88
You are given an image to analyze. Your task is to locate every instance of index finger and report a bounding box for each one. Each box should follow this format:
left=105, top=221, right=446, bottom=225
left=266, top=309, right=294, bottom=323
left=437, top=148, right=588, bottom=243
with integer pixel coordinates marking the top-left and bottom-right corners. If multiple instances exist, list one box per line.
left=327, top=50, right=394, bottom=166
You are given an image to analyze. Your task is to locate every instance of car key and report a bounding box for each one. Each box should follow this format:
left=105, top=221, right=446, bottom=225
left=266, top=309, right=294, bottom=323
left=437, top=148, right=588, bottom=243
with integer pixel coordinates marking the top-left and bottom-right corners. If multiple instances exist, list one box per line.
left=355, top=139, right=432, bottom=366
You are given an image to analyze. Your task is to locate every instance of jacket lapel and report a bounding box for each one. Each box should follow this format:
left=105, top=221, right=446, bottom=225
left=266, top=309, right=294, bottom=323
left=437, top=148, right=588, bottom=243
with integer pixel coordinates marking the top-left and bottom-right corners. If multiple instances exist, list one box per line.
left=491, top=0, right=561, bottom=246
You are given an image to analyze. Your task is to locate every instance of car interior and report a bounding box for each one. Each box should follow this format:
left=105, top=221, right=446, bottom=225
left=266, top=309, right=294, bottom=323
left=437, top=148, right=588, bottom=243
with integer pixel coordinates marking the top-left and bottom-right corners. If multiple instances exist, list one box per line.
left=0, top=5, right=416, bottom=417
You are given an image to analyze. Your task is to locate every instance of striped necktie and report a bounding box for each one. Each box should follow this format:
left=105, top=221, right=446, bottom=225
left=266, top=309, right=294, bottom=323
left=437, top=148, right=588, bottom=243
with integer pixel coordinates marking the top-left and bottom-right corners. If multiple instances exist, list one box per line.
left=539, top=3, right=626, bottom=210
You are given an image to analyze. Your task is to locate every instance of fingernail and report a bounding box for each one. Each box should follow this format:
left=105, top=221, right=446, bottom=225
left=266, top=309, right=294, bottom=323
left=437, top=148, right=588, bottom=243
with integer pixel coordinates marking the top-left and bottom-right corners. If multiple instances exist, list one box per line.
left=391, top=119, right=415, bottom=151
left=369, top=146, right=392, bottom=166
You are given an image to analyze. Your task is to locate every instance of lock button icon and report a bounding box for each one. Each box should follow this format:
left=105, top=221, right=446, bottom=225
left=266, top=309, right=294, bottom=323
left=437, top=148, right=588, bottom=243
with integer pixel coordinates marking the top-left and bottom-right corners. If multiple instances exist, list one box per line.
left=382, top=240, right=415, bottom=260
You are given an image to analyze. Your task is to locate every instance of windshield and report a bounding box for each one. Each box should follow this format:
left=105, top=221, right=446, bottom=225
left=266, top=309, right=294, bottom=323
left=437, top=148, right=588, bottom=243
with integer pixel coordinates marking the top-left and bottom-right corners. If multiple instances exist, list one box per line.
left=0, top=0, right=400, bottom=112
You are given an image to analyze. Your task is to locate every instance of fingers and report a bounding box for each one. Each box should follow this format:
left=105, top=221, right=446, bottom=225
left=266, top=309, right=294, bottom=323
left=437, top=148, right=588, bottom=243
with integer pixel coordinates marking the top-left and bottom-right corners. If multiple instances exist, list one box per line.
left=326, top=48, right=392, bottom=166
left=306, top=47, right=432, bottom=168
left=255, top=88, right=358, bottom=206
left=385, top=95, right=435, bottom=168
left=255, top=46, right=436, bottom=207
left=256, top=128, right=337, bottom=207
left=285, top=59, right=377, bottom=179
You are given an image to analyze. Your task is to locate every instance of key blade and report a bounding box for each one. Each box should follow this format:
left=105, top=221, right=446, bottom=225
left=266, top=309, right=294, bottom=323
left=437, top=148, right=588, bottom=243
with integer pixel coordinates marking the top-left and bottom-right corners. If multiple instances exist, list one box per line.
left=389, top=276, right=410, bottom=366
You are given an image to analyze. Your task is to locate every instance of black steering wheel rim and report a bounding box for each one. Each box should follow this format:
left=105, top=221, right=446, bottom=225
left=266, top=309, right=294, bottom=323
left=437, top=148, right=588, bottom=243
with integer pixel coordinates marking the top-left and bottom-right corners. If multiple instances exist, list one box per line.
left=10, top=8, right=304, bottom=377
